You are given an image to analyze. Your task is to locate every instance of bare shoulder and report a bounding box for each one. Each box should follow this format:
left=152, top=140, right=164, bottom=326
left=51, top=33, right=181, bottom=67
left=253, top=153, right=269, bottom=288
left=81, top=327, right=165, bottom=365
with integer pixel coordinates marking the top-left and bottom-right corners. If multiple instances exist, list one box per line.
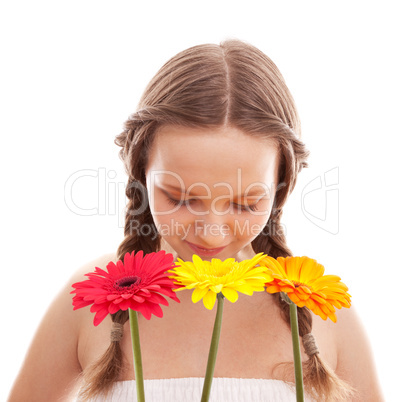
left=333, top=305, right=384, bottom=401
left=8, top=252, right=118, bottom=402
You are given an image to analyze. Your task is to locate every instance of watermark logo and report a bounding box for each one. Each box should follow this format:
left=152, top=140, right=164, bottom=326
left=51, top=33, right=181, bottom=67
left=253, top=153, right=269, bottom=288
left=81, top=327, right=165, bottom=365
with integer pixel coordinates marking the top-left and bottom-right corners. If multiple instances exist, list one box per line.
left=64, top=167, right=340, bottom=235
left=64, top=168, right=127, bottom=225
left=125, top=219, right=286, bottom=240
left=301, top=167, right=339, bottom=235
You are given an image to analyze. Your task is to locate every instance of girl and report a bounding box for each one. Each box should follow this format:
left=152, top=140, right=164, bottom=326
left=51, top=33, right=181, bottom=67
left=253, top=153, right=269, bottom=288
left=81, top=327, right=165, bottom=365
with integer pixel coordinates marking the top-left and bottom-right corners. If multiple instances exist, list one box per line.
left=9, top=40, right=383, bottom=401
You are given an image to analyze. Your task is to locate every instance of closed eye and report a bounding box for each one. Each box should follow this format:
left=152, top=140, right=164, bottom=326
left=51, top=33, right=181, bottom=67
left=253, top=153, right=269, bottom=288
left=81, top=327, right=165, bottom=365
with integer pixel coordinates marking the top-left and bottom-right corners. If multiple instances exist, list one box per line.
left=232, top=203, right=259, bottom=212
left=165, top=196, right=195, bottom=207
left=166, top=196, right=258, bottom=212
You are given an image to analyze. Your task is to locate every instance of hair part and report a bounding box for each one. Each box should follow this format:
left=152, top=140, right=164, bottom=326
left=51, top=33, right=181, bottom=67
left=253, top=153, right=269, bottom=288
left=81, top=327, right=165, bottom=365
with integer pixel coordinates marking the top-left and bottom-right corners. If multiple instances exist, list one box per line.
left=78, top=39, right=351, bottom=401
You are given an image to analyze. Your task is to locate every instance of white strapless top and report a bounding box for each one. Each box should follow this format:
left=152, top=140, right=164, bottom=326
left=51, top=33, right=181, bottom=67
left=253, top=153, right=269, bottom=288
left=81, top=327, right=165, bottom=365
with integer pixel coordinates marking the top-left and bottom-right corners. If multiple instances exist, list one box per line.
left=76, top=377, right=313, bottom=401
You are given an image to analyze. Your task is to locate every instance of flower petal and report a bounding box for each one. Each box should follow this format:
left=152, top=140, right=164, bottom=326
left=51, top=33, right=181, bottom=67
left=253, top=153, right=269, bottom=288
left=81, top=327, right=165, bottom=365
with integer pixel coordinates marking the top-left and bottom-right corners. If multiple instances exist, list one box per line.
left=192, top=287, right=209, bottom=303
left=71, top=250, right=180, bottom=325
left=258, top=255, right=351, bottom=322
left=203, top=291, right=217, bottom=310
left=221, top=288, right=239, bottom=303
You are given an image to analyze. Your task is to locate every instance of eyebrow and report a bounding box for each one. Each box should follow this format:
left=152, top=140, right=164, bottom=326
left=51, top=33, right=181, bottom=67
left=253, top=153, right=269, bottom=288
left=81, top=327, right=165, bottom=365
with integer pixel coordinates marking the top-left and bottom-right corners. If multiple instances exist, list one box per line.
left=160, top=183, right=268, bottom=197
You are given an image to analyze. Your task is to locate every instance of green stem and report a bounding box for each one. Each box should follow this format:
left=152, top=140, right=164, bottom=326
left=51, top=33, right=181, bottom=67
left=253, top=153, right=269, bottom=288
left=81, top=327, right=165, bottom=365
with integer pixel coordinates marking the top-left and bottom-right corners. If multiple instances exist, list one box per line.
left=289, top=300, right=304, bottom=402
left=201, top=293, right=225, bottom=402
left=129, top=309, right=145, bottom=402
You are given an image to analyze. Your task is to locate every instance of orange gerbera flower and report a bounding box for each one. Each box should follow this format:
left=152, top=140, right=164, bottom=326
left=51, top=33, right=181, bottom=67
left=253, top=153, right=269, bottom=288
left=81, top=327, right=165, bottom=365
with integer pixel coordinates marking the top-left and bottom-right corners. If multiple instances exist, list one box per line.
left=260, top=256, right=351, bottom=322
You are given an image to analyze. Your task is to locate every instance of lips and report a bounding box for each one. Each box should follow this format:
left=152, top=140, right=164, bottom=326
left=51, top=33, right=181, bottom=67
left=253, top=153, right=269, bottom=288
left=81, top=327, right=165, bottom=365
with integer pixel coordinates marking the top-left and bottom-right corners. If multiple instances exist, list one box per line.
left=184, top=241, right=227, bottom=257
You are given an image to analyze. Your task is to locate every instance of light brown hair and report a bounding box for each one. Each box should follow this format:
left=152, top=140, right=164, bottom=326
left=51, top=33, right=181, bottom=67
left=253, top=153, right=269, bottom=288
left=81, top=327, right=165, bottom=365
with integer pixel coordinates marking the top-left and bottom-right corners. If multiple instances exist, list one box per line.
left=78, top=39, right=353, bottom=401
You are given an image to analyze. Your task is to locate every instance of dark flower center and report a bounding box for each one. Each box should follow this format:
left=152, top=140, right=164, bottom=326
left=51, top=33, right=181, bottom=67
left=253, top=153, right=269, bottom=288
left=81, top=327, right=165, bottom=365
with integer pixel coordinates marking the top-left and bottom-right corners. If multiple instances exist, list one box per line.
left=115, top=276, right=141, bottom=289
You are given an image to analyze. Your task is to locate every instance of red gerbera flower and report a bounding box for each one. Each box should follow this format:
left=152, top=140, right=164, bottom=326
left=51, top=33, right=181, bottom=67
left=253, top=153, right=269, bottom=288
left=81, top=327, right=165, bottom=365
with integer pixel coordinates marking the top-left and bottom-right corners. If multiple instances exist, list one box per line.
left=71, top=250, right=180, bottom=325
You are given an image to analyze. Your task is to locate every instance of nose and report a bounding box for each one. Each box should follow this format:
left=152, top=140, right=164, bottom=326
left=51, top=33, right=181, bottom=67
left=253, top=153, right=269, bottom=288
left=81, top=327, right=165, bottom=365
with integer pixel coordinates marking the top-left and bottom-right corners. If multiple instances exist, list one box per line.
left=193, top=214, right=231, bottom=248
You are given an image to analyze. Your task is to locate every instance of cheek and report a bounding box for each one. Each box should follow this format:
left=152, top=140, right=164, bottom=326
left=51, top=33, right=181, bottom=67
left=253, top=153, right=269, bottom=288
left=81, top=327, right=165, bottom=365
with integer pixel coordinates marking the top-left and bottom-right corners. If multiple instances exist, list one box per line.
left=148, top=194, right=191, bottom=238
left=148, top=188, right=177, bottom=220
left=232, top=216, right=269, bottom=241
left=233, top=202, right=272, bottom=240
left=149, top=191, right=170, bottom=215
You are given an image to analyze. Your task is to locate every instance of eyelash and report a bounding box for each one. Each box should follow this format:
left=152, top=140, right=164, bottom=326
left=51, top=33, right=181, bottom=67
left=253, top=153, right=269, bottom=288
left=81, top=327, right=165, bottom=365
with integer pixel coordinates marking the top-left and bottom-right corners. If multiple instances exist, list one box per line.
left=165, top=196, right=259, bottom=212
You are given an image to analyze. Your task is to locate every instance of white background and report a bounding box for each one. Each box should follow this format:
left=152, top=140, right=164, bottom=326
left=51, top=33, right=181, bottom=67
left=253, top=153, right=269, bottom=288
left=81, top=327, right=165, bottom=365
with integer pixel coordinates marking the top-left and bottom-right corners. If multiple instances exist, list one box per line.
left=1, top=1, right=401, bottom=400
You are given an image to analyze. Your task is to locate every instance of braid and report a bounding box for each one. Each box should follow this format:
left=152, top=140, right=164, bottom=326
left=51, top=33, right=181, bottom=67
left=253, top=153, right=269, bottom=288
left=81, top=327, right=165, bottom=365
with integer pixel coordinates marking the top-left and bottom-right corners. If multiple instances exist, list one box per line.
left=78, top=311, right=129, bottom=400
left=273, top=294, right=355, bottom=400
left=78, top=119, right=162, bottom=400
left=253, top=208, right=354, bottom=400
left=117, top=175, right=160, bottom=256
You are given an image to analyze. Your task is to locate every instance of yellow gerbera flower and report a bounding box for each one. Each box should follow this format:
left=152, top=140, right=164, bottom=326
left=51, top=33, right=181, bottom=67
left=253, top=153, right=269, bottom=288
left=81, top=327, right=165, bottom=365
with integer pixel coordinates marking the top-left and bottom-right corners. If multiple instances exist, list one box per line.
left=260, top=256, right=351, bottom=322
left=169, top=252, right=272, bottom=309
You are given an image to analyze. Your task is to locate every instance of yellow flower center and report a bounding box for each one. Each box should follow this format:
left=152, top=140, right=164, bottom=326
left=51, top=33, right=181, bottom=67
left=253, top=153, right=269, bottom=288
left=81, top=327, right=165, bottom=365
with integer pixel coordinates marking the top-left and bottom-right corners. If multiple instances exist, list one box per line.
left=197, top=262, right=238, bottom=282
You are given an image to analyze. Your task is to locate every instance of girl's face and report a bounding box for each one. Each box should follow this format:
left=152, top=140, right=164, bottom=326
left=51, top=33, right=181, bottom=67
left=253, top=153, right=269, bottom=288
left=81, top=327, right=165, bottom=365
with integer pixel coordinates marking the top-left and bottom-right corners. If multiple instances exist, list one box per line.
left=145, top=125, right=280, bottom=261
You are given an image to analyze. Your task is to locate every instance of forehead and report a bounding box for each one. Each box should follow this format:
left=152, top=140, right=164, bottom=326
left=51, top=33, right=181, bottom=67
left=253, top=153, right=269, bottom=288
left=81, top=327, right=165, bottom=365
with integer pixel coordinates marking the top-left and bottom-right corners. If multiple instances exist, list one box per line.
left=146, top=125, right=279, bottom=192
